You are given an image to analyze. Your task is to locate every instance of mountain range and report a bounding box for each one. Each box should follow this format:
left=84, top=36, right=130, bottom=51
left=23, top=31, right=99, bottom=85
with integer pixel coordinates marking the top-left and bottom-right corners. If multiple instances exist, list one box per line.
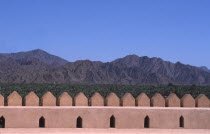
left=0, top=49, right=210, bottom=85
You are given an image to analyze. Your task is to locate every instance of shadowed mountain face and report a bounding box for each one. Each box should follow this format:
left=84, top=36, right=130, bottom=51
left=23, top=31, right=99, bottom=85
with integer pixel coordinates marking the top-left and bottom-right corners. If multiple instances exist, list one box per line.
left=0, top=50, right=210, bottom=85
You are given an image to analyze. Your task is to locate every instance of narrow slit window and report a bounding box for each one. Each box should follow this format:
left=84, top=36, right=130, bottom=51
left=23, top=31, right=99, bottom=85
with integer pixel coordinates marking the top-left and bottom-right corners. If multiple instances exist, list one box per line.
left=77, top=116, right=82, bottom=128
left=180, top=116, right=184, bottom=128
left=110, top=115, right=115, bottom=128
left=39, top=116, right=45, bottom=128
left=144, top=116, right=150, bottom=128
left=0, top=116, right=5, bottom=128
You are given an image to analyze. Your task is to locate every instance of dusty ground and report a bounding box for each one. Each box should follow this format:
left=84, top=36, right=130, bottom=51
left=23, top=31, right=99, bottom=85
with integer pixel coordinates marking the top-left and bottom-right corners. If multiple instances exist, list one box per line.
left=0, top=128, right=209, bottom=134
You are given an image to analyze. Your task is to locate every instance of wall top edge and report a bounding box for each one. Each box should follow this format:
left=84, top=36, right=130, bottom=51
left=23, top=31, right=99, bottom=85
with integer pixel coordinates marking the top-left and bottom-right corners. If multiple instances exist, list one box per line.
left=0, top=106, right=209, bottom=110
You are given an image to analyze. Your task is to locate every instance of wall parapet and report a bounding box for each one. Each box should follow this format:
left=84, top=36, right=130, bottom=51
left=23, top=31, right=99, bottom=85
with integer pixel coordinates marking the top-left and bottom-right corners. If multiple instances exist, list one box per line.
left=1, top=91, right=209, bottom=107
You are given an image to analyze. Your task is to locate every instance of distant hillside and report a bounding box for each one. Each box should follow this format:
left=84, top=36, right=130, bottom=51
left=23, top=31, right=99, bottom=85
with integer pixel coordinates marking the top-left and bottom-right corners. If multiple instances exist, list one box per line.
left=0, top=49, right=210, bottom=85
left=0, top=49, right=68, bottom=66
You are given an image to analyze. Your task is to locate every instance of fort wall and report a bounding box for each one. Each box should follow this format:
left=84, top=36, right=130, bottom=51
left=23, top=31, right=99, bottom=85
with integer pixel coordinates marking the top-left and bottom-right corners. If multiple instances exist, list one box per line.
left=0, top=91, right=209, bottom=129
left=0, top=107, right=210, bottom=129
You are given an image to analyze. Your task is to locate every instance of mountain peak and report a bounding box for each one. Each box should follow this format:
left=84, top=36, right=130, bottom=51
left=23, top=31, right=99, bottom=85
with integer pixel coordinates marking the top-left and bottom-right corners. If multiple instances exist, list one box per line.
left=27, top=49, right=50, bottom=55
left=111, top=54, right=141, bottom=66
left=124, top=54, right=140, bottom=59
left=31, top=49, right=46, bottom=53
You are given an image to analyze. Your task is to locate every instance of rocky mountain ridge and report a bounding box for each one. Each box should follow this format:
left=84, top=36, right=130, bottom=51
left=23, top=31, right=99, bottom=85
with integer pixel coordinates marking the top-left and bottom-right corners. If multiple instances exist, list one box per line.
left=0, top=49, right=209, bottom=85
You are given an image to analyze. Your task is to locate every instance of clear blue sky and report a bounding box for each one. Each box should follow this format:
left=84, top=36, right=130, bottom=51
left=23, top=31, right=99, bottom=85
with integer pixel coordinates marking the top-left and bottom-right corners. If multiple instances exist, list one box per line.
left=0, top=0, right=210, bottom=68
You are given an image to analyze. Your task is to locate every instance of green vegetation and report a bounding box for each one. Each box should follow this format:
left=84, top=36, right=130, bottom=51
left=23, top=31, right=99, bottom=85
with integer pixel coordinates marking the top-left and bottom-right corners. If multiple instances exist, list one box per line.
left=0, top=83, right=210, bottom=99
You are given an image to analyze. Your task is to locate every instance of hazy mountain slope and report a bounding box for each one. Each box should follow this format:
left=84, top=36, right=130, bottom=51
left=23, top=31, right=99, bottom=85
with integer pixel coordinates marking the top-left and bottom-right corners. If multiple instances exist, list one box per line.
left=0, top=50, right=210, bottom=85
left=200, top=66, right=210, bottom=73
left=0, top=49, right=68, bottom=66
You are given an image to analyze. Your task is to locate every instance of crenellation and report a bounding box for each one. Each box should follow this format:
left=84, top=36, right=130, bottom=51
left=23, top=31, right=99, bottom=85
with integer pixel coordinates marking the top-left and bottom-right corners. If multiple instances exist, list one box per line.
left=74, top=92, right=88, bottom=106
left=106, top=93, right=120, bottom=106
left=166, top=93, right=180, bottom=107
left=181, top=94, right=195, bottom=107
left=136, top=93, right=150, bottom=107
left=121, top=93, right=135, bottom=106
left=90, top=93, right=104, bottom=106
left=0, top=94, right=4, bottom=106
left=41, top=92, right=56, bottom=106
left=195, top=94, right=209, bottom=107
left=0, top=91, right=208, bottom=108
left=58, top=92, right=72, bottom=106
left=25, top=92, right=39, bottom=106
left=151, top=93, right=165, bottom=107
left=7, top=91, right=22, bottom=106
